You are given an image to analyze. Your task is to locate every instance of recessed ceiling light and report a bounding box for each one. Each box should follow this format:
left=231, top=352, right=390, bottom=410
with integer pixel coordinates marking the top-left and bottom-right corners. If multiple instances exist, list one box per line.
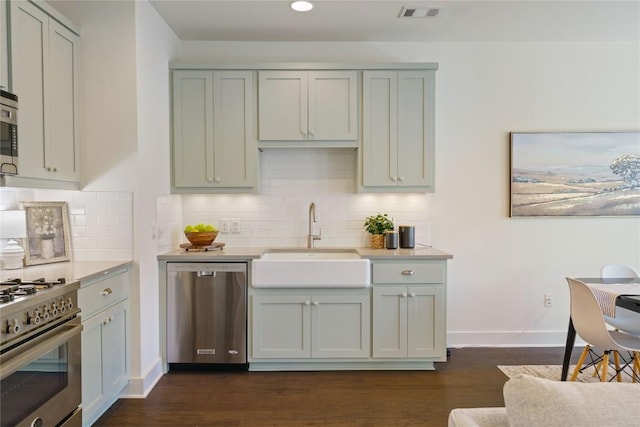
left=291, top=1, right=313, bottom=12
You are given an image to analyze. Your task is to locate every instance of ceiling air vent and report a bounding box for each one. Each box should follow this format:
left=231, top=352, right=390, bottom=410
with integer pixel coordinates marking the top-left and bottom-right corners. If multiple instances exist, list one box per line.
left=398, top=7, right=439, bottom=19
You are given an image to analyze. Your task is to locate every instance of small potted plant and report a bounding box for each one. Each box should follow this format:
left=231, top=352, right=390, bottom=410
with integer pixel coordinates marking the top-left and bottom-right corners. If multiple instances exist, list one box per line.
left=364, top=213, right=395, bottom=249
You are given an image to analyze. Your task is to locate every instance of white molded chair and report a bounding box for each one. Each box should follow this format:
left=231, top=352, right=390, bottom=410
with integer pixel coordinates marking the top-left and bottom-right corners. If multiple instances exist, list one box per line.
left=601, top=264, right=640, bottom=279
left=600, top=264, right=640, bottom=336
left=567, top=278, right=640, bottom=382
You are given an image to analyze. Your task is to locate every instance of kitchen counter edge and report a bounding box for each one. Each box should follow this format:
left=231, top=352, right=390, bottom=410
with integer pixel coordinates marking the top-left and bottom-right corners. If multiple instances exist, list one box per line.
left=157, top=246, right=452, bottom=261
left=1, top=260, right=133, bottom=284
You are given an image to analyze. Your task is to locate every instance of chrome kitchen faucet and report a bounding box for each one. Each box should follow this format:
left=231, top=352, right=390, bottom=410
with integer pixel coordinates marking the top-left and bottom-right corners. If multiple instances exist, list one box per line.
left=307, top=202, right=321, bottom=248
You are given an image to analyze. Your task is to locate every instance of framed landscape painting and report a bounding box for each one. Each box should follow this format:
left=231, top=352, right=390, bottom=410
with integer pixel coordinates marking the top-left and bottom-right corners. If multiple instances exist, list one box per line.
left=510, top=132, right=640, bottom=217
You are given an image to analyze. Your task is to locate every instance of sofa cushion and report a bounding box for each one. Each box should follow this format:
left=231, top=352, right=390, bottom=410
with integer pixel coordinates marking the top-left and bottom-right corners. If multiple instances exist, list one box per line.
left=504, top=374, right=640, bottom=427
left=448, top=407, right=509, bottom=427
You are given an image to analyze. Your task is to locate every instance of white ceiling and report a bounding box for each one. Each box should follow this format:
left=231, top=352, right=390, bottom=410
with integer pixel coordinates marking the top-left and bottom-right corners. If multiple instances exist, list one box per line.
left=145, top=0, right=640, bottom=43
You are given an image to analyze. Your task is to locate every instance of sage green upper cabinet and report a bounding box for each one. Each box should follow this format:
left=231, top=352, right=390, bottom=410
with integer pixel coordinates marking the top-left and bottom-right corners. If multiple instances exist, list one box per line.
left=1, top=0, right=8, bottom=89
left=258, top=70, right=358, bottom=145
left=9, top=0, right=79, bottom=185
left=172, top=70, right=256, bottom=191
left=362, top=70, right=435, bottom=191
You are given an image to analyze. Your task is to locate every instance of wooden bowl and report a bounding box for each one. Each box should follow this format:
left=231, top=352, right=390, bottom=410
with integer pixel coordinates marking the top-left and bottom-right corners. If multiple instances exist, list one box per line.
left=185, top=231, right=218, bottom=246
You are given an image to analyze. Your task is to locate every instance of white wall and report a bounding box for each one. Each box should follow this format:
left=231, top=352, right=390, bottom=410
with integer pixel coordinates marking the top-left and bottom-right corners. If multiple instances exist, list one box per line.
left=130, top=0, right=180, bottom=396
left=178, top=40, right=640, bottom=347
left=48, top=0, right=180, bottom=397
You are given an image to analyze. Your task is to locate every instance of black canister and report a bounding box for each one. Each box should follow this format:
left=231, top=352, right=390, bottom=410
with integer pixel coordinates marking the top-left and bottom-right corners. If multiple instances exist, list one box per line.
left=385, top=230, right=398, bottom=249
left=399, top=226, right=415, bottom=248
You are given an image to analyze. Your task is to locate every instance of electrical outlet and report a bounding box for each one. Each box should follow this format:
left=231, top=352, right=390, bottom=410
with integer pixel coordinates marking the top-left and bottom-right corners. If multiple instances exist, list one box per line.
left=231, top=218, right=240, bottom=233
left=220, top=218, right=230, bottom=233
left=544, top=294, right=553, bottom=308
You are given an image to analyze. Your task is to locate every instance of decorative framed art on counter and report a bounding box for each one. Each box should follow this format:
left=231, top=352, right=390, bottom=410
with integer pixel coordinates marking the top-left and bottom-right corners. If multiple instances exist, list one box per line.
left=22, top=201, right=71, bottom=265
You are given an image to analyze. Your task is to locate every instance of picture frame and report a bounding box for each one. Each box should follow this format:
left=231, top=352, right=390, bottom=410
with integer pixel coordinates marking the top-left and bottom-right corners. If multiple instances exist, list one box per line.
left=510, top=132, right=640, bottom=217
left=21, top=201, right=71, bottom=265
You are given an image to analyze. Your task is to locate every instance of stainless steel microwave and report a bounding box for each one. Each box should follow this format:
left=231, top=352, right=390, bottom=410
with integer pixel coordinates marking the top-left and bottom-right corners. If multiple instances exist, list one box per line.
left=0, top=89, right=18, bottom=175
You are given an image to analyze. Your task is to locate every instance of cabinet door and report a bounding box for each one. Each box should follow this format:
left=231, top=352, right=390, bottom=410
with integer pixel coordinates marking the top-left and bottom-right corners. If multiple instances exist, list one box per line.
left=102, top=301, right=129, bottom=399
left=397, top=71, right=434, bottom=188
left=252, top=295, right=311, bottom=358
left=362, top=71, right=397, bottom=187
left=407, top=286, right=445, bottom=358
left=213, top=71, right=255, bottom=187
left=10, top=1, right=79, bottom=182
left=47, top=19, right=79, bottom=181
left=81, top=310, right=105, bottom=423
left=10, top=0, right=48, bottom=179
left=311, top=294, right=370, bottom=358
left=372, top=286, right=407, bottom=358
left=308, top=71, right=357, bottom=140
left=1, top=0, right=8, bottom=89
left=258, top=71, right=308, bottom=140
left=172, top=70, right=214, bottom=187
left=82, top=300, right=129, bottom=426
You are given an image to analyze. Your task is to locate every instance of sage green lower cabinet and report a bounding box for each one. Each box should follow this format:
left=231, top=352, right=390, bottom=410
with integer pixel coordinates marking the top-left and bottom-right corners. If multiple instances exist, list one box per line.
left=79, top=267, right=130, bottom=427
left=251, top=291, right=370, bottom=360
left=248, top=257, right=448, bottom=371
left=372, top=285, right=445, bottom=358
left=371, top=260, right=447, bottom=362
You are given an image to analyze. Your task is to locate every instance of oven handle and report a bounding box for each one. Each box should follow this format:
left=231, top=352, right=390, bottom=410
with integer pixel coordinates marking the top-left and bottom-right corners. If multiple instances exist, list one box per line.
left=0, top=322, right=83, bottom=380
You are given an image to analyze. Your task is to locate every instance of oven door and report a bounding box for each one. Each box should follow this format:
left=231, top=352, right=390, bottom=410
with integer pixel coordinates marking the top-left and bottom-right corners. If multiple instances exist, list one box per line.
left=0, top=317, right=82, bottom=427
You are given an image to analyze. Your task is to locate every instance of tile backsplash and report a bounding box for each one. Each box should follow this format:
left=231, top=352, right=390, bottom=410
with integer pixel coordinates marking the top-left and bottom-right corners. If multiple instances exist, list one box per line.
left=0, top=188, right=133, bottom=261
left=175, top=149, right=432, bottom=248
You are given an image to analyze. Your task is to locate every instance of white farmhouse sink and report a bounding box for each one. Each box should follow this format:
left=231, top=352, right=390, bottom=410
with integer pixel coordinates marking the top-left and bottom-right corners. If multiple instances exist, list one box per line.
left=252, top=248, right=370, bottom=288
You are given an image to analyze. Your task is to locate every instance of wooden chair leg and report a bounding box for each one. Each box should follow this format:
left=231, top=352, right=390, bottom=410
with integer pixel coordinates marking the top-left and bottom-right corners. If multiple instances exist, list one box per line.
left=601, top=352, right=610, bottom=382
left=633, top=352, right=640, bottom=383
left=571, top=345, right=591, bottom=381
left=613, top=351, right=622, bottom=382
left=592, top=360, right=601, bottom=378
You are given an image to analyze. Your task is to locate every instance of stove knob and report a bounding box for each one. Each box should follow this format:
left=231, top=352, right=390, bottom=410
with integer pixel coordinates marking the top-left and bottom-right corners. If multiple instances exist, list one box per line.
left=28, top=311, right=41, bottom=325
left=6, top=319, right=20, bottom=334
left=67, top=297, right=74, bottom=310
left=42, top=306, right=50, bottom=321
left=51, top=302, right=59, bottom=317
left=59, top=299, right=67, bottom=313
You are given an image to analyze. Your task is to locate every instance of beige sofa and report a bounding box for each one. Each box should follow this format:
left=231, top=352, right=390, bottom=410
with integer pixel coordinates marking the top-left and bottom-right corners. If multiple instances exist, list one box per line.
left=448, top=374, right=640, bottom=427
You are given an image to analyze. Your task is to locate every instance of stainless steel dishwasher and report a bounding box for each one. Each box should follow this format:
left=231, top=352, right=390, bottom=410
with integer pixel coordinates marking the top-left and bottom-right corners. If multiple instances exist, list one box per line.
left=166, top=262, right=247, bottom=368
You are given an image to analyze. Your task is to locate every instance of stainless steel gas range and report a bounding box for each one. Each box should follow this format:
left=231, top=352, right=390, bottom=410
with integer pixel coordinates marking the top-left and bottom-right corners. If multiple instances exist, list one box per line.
left=0, top=277, right=82, bottom=427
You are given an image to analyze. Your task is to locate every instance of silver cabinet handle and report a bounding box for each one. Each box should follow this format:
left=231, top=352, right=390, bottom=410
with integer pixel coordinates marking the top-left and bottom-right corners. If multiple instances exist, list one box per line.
left=304, top=301, right=311, bottom=306
left=401, top=270, right=415, bottom=276
left=312, top=301, right=319, bottom=306
left=409, top=292, right=416, bottom=297
left=401, top=292, right=407, bottom=298
left=101, top=288, right=113, bottom=296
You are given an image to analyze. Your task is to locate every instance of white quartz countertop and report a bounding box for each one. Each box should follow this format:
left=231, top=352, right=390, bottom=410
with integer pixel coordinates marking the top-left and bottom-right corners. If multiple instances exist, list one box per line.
left=1, top=260, right=133, bottom=283
left=158, top=246, right=453, bottom=261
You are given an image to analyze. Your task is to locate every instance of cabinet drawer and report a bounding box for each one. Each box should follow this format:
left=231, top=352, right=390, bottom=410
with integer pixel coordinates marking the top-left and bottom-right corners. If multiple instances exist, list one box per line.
left=372, top=262, right=444, bottom=284
left=79, top=272, right=128, bottom=319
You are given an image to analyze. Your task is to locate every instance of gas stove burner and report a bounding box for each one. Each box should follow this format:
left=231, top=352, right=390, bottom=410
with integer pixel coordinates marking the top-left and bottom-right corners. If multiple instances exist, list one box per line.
left=0, top=294, right=14, bottom=303
left=0, top=277, right=69, bottom=305
left=16, top=285, right=37, bottom=295
left=1, top=277, right=66, bottom=287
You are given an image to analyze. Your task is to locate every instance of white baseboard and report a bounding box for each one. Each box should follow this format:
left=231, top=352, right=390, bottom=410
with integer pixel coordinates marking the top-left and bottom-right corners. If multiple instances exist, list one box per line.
left=120, top=357, right=164, bottom=398
left=447, top=330, right=585, bottom=348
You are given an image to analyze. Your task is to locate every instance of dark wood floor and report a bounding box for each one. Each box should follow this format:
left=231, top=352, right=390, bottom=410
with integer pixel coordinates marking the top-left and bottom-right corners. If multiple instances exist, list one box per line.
left=94, top=347, right=578, bottom=427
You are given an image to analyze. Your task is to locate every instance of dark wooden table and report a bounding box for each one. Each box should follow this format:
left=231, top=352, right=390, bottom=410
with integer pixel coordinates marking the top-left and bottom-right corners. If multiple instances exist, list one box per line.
left=561, top=277, right=640, bottom=381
